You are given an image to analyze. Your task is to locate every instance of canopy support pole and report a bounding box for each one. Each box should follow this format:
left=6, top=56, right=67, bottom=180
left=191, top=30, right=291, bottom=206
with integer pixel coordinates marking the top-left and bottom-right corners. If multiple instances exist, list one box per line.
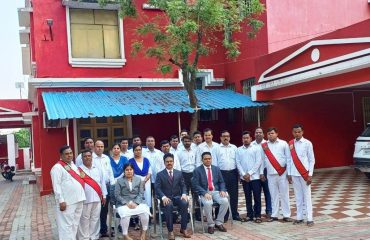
left=66, top=122, right=70, bottom=145
left=177, top=112, right=182, bottom=136
left=257, top=107, right=261, bottom=127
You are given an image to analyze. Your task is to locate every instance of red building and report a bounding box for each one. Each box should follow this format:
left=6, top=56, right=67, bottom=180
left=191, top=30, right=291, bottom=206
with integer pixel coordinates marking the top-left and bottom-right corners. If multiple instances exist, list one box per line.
left=17, top=0, right=370, bottom=194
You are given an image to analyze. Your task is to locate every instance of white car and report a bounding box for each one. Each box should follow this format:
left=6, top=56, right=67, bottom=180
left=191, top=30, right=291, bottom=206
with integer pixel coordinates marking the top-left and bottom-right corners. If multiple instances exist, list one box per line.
left=353, top=123, right=370, bottom=179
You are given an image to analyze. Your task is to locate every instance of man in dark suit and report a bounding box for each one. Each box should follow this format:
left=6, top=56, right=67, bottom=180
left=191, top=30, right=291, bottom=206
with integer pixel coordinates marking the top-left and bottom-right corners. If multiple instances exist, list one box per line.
left=155, top=153, right=191, bottom=239
left=192, top=152, right=229, bottom=234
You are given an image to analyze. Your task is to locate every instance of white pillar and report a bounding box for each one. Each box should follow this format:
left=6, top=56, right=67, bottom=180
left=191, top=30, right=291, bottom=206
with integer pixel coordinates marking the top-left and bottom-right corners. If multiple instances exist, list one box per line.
left=23, top=147, right=30, bottom=170
left=7, top=134, right=16, bottom=169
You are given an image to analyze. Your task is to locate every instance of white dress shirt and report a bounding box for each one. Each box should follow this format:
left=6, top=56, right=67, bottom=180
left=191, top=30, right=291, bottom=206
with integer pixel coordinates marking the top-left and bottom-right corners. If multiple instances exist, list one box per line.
left=213, top=143, right=237, bottom=170
left=262, top=138, right=291, bottom=175
left=288, top=137, right=315, bottom=176
left=120, top=150, right=134, bottom=160
left=143, top=148, right=164, bottom=183
left=79, top=164, right=108, bottom=204
left=93, top=153, right=115, bottom=185
left=50, top=161, right=86, bottom=205
left=196, top=141, right=219, bottom=165
left=236, top=144, right=263, bottom=180
left=176, top=147, right=197, bottom=173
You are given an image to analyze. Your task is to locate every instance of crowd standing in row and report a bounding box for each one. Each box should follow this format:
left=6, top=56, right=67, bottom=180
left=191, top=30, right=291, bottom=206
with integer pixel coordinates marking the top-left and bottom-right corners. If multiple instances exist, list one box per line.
left=50, top=124, right=315, bottom=240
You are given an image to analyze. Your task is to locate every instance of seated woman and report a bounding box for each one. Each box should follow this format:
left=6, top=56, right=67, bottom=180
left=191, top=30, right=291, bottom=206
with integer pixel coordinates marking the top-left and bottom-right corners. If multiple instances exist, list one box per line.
left=115, top=163, right=151, bottom=240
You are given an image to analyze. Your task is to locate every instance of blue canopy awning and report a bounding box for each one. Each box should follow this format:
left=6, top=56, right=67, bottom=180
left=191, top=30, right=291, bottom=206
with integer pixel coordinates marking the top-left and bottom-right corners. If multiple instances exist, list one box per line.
left=42, top=89, right=268, bottom=120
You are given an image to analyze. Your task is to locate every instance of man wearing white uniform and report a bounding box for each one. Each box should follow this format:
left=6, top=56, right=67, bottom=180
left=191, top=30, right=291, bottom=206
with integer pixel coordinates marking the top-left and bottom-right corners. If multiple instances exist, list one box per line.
left=176, top=136, right=197, bottom=194
left=261, top=127, right=292, bottom=222
left=196, top=128, right=219, bottom=166
left=120, top=138, right=134, bottom=159
left=214, top=130, right=241, bottom=221
left=160, top=140, right=181, bottom=171
left=287, top=124, right=315, bottom=227
left=142, top=136, right=163, bottom=193
left=77, top=149, right=107, bottom=240
left=93, top=140, right=115, bottom=237
left=169, top=135, right=180, bottom=155
left=75, top=138, right=94, bottom=167
left=236, top=131, right=263, bottom=223
left=51, top=145, right=86, bottom=240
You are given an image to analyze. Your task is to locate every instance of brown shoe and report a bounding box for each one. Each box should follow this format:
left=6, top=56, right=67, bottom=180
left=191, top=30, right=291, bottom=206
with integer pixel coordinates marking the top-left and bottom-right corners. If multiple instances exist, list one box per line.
left=283, top=217, right=293, bottom=222
left=168, top=231, right=175, bottom=240
left=208, top=226, right=215, bottom=234
left=140, top=230, right=147, bottom=240
left=180, top=229, right=191, bottom=238
left=215, top=224, right=227, bottom=232
left=123, top=235, right=133, bottom=240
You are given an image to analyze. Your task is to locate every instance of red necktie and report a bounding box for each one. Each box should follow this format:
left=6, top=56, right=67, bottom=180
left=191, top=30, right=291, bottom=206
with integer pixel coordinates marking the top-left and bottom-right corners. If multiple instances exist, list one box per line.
left=207, top=167, right=213, bottom=191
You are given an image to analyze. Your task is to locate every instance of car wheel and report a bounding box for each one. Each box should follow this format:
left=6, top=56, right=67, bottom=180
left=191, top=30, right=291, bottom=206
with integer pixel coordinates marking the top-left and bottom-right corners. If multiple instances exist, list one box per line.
left=365, top=173, right=370, bottom=179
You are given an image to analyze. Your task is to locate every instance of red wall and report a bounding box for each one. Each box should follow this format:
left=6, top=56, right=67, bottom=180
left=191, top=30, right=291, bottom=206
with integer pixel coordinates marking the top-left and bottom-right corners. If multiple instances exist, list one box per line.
left=255, top=91, right=365, bottom=168
left=265, top=0, right=370, bottom=52
left=17, top=149, right=25, bottom=170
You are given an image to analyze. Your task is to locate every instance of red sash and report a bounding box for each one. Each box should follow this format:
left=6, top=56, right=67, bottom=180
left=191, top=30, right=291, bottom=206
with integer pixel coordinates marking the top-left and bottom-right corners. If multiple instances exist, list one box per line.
left=289, top=140, right=309, bottom=181
left=78, top=167, right=103, bottom=200
left=261, top=142, right=286, bottom=176
left=58, top=160, right=85, bottom=188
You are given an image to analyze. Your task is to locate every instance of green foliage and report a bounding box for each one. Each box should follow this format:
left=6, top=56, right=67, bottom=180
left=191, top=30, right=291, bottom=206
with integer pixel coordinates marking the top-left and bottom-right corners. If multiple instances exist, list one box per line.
left=14, top=128, right=31, bottom=148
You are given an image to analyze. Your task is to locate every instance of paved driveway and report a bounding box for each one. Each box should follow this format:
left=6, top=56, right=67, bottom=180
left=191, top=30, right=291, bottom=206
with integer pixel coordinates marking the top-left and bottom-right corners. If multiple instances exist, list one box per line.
left=0, top=168, right=369, bottom=240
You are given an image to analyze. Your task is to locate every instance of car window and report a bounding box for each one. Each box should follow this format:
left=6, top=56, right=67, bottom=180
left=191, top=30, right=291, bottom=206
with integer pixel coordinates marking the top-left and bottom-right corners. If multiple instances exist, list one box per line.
left=360, top=127, right=370, bottom=137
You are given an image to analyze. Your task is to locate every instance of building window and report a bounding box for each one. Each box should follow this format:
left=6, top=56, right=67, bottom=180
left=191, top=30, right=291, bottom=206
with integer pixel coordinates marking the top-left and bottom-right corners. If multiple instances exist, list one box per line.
left=66, top=8, right=126, bottom=67
left=363, top=97, right=370, bottom=128
left=196, top=74, right=218, bottom=121
left=242, top=78, right=266, bottom=123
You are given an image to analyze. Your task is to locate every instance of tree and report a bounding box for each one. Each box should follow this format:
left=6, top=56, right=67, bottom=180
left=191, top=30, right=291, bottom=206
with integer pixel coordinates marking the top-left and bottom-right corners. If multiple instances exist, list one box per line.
left=100, top=0, right=265, bottom=133
left=14, top=128, right=31, bottom=148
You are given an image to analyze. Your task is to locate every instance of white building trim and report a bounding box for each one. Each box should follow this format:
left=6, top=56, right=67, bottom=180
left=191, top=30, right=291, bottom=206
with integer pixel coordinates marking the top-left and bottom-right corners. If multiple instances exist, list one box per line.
left=66, top=7, right=126, bottom=68
left=0, top=107, right=22, bottom=115
left=259, top=37, right=370, bottom=83
left=252, top=54, right=370, bottom=100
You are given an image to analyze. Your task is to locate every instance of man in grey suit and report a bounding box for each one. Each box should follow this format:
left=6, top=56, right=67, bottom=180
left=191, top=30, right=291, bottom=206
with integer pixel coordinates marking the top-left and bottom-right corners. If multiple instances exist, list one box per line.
left=155, top=153, right=191, bottom=239
left=192, top=152, right=229, bottom=234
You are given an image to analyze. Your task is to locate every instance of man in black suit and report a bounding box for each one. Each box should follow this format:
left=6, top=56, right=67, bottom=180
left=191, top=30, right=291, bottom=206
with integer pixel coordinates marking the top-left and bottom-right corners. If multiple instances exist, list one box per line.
left=155, top=153, right=191, bottom=240
left=192, top=152, right=229, bottom=234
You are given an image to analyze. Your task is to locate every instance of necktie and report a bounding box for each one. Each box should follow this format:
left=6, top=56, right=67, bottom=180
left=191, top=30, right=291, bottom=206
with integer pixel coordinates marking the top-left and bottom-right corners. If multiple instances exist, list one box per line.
left=169, top=170, right=173, bottom=182
left=207, top=167, right=213, bottom=191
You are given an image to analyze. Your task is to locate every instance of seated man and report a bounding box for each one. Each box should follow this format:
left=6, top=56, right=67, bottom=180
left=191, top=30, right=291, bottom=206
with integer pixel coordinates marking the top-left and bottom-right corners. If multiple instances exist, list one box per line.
left=192, top=152, right=228, bottom=234
left=155, top=153, right=191, bottom=240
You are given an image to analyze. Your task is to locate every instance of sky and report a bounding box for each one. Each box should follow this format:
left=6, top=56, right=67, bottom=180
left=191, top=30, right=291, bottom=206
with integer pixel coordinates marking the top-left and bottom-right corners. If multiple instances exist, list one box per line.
left=0, top=0, right=28, bottom=99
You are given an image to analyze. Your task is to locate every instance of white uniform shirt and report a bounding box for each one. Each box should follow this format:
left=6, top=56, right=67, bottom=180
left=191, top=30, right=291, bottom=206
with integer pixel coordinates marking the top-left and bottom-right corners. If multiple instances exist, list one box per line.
left=288, top=137, right=315, bottom=176
left=143, top=148, right=164, bottom=183
left=75, top=153, right=83, bottom=167
left=169, top=147, right=179, bottom=155
left=160, top=152, right=181, bottom=171
left=50, top=161, right=86, bottom=205
left=213, top=143, right=237, bottom=170
left=262, top=138, right=291, bottom=175
left=176, top=147, right=197, bottom=173
left=93, top=153, right=115, bottom=185
left=120, top=150, right=134, bottom=160
left=236, top=144, right=263, bottom=180
left=79, top=164, right=108, bottom=204
left=196, top=141, right=219, bottom=165
left=178, top=142, right=197, bottom=151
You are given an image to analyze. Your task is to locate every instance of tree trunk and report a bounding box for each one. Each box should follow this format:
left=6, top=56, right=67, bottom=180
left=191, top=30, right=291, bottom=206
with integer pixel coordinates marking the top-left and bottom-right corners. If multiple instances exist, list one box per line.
left=182, top=69, right=199, bottom=134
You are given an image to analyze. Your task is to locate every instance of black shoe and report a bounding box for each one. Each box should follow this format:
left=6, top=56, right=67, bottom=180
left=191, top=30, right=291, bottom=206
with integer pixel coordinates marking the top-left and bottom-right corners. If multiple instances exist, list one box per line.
left=208, top=226, right=215, bottom=234
left=233, top=216, right=243, bottom=221
left=283, top=217, right=293, bottom=222
left=293, top=220, right=304, bottom=225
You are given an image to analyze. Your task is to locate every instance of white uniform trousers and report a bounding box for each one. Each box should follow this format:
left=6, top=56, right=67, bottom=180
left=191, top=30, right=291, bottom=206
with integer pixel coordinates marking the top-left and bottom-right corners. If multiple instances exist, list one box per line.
left=268, top=173, right=291, bottom=218
left=77, top=202, right=101, bottom=240
left=56, top=201, right=84, bottom=240
left=120, top=212, right=149, bottom=235
left=292, top=176, right=313, bottom=221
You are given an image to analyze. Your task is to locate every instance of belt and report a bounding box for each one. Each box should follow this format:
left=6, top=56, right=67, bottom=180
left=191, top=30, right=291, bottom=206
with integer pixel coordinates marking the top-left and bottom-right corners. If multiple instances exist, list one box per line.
left=220, top=169, right=236, bottom=173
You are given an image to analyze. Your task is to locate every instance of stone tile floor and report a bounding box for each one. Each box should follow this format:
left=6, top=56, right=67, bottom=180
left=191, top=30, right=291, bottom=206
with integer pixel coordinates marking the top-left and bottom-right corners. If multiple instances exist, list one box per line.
left=0, top=167, right=369, bottom=239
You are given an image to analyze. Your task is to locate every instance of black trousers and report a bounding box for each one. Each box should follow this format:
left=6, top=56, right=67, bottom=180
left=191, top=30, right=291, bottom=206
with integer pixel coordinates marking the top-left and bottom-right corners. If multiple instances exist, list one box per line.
left=100, top=183, right=110, bottom=234
left=181, top=172, right=193, bottom=195
left=162, top=196, right=189, bottom=232
left=221, top=169, right=239, bottom=219
left=261, top=168, right=272, bottom=215
left=242, top=179, right=262, bottom=219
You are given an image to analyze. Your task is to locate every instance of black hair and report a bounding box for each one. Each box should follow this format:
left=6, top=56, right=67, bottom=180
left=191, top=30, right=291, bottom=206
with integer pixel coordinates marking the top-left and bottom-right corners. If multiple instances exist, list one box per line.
left=221, top=130, right=230, bottom=135
left=267, top=127, right=278, bottom=133
left=81, top=149, right=92, bottom=156
left=120, top=137, right=129, bottom=142
left=59, top=145, right=71, bottom=154
left=84, top=137, right=94, bottom=143
left=180, top=129, right=189, bottom=134
left=132, top=143, right=142, bottom=151
left=182, top=135, right=191, bottom=141
left=163, top=153, right=174, bottom=162
left=193, top=130, right=201, bottom=137
left=123, top=162, right=135, bottom=171
left=201, top=151, right=212, bottom=159
left=170, top=135, right=179, bottom=141
left=111, top=143, right=121, bottom=149
left=242, top=130, right=252, bottom=136
left=160, top=140, right=170, bottom=147
left=292, top=124, right=304, bottom=130
left=255, top=127, right=263, bottom=132
left=203, top=128, right=213, bottom=135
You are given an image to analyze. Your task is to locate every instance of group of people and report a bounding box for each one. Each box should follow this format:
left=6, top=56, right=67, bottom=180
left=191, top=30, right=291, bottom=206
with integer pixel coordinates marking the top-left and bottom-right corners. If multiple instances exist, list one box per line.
left=50, top=124, right=315, bottom=240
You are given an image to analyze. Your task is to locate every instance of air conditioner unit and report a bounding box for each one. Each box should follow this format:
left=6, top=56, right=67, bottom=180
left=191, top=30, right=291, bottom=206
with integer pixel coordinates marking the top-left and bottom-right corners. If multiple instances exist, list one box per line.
left=43, top=112, right=69, bottom=129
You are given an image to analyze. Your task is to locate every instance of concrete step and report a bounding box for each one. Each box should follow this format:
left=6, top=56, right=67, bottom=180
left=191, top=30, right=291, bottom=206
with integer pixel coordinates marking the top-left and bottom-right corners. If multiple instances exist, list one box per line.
left=16, top=169, right=33, bottom=176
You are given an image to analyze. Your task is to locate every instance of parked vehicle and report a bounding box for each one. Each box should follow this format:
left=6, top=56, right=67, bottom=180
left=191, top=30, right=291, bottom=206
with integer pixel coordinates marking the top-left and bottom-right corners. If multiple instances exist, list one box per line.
left=0, top=163, right=15, bottom=181
left=353, top=123, right=370, bottom=179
